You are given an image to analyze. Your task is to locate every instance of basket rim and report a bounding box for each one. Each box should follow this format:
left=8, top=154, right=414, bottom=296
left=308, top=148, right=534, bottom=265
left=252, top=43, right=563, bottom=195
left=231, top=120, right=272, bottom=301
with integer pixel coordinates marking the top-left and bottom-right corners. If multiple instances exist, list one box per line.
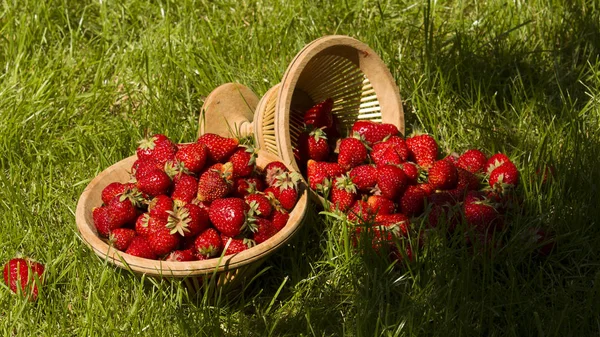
left=75, top=150, right=308, bottom=278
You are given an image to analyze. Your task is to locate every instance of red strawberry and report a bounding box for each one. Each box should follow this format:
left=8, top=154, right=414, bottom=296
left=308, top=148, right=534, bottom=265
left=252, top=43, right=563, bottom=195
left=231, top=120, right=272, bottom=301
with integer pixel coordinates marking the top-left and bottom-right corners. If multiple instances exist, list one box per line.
left=463, top=191, right=503, bottom=234
left=137, top=169, right=172, bottom=197
left=253, top=218, right=277, bottom=244
left=419, top=183, right=436, bottom=196
left=264, top=161, right=289, bottom=187
left=108, top=228, right=136, bottom=251
left=221, top=236, right=252, bottom=255
left=298, top=128, right=330, bottom=162
left=428, top=160, right=458, bottom=190
left=229, top=145, right=257, bottom=178
left=3, top=258, right=45, bottom=300
left=209, top=198, right=249, bottom=237
left=273, top=172, right=301, bottom=211
left=330, top=175, right=358, bottom=212
left=338, top=137, right=368, bottom=170
left=398, top=162, right=419, bottom=184
left=148, top=195, right=173, bottom=221
left=197, top=133, right=239, bottom=163
left=194, top=228, right=223, bottom=259
left=125, top=236, right=157, bottom=259
left=457, top=149, right=487, bottom=174
left=351, top=121, right=398, bottom=145
left=167, top=203, right=209, bottom=237
left=406, top=134, right=438, bottom=169
left=175, top=142, right=207, bottom=173
left=165, top=249, right=196, bottom=262
left=106, top=194, right=139, bottom=228
left=306, top=160, right=344, bottom=190
left=233, top=177, right=264, bottom=198
left=427, top=192, right=460, bottom=230
left=348, top=165, right=378, bottom=193
left=101, top=182, right=133, bottom=205
left=489, top=161, right=519, bottom=192
left=370, top=136, right=409, bottom=166
left=137, top=134, right=177, bottom=166
left=367, top=195, right=396, bottom=215
left=197, top=162, right=234, bottom=202
left=304, top=98, right=334, bottom=129
left=132, top=159, right=162, bottom=181
left=447, top=167, right=480, bottom=201
left=375, top=213, right=410, bottom=237
left=92, top=206, right=114, bottom=237
left=147, top=225, right=181, bottom=256
left=399, top=185, right=427, bottom=216
left=347, top=200, right=375, bottom=224
left=269, top=209, right=289, bottom=232
left=245, top=193, right=273, bottom=218
left=376, top=164, right=409, bottom=200
left=171, top=174, right=198, bottom=206
left=484, top=153, right=511, bottom=175
left=263, top=186, right=281, bottom=201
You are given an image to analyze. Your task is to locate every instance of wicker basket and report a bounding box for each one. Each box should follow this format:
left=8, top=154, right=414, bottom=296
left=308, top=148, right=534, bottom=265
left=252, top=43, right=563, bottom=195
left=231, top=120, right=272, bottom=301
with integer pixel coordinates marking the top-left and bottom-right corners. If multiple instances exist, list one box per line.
left=75, top=150, right=308, bottom=286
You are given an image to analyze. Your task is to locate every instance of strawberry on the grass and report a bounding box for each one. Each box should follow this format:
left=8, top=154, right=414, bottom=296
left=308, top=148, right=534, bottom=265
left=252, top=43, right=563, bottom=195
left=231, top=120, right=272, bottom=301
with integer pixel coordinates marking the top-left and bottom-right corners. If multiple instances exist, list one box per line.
left=3, top=258, right=45, bottom=300
left=329, top=175, right=358, bottom=212
left=338, top=136, right=368, bottom=171
left=351, top=120, right=399, bottom=145
left=406, top=134, right=438, bottom=169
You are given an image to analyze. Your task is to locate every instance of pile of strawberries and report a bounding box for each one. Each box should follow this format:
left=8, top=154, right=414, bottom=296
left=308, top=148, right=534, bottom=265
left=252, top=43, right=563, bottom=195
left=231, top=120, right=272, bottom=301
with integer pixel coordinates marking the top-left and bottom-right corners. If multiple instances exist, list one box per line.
left=92, top=133, right=301, bottom=261
left=295, top=98, right=530, bottom=261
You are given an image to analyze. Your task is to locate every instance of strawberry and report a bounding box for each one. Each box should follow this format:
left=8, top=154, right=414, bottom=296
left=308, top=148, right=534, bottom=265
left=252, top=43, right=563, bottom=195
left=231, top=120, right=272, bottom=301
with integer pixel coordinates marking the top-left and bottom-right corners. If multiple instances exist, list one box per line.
left=245, top=193, right=273, bottom=218
left=351, top=121, right=398, bottom=145
left=367, top=195, right=396, bottom=215
left=337, top=136, right=368, bottom=171
left=101, top=182, right=134, bottom=205
left=194, top=228, right=223, bottom=259
left=269, top=209, right=289, bottom=232
left=304, top=98, right=334, bottom=129
left=147, top=225, right=181, bottom=256
left=348, top=165, right=378, bottom=193
left=370, top=136, right=410, bottom=166
left=306, top=160, right=344, bottom=191
left=457, top=149, right=487, bottom=174
left=221, top=236, right=253, bottom=255
left=264, top=161, right=289, bottom=187
left=125, top=236, right=157, bottom=259
left=233, top=177, right=264, bottom=198
left=406, top=134, right=438, bottom=169
left=3, top=258, right=45, bottom=300
left=298, top=128, right=330, bottom=162
left=263, top=186, right=281, bottom=201
left=463, top=191, right=503, bottom=234
left=106, top=193, right=139, bottom=228
left=347, top=200, right=375, bottom=224
left=197, top=133, right=239, bottom=163
left=148, top=195, right=173, bottom=221
left=376, top=164, right=409, bottom=200
left=137, top=134, right=177, bottom=166
left=426, top=192, right=460, bottom=230
left=167, top=203, right=209, bottom=237
left=137, top=169, right=172, bottom=197
left=108, top=228, right=136, bottom=251
left=484, top=153, right=511, bottom=175
left=132, top=159, right=163, bottom=181
left=209, top=198, right=249, bottom=237
left=375, top=213, right=410, bottom=237
left=229, top=145, right=257, bottom=178
left=274, top=172, right=302, bottom=211
left=253, top=218, right=277, bottom=244
left=428, top=160, right=458, bottom=190
left=330, top=175, right=358, bottom=212
left=419, top=183, right=436, bottom=196
left=398, top=162, right=419, bottom=184
left=165, top=249, right=196, bottom=262
left=197, top=162, right=234, bottom=202
left=92, top=206, right=114, bottom=237
left=171, top=173, right=198, bottom=206
left=399, top=185, right=427, bottom=216
left=447, top=167, right=480, bottom=201
left=489, top=161, right=519, bottom=192
left=175, top=142, right=207, bottom=173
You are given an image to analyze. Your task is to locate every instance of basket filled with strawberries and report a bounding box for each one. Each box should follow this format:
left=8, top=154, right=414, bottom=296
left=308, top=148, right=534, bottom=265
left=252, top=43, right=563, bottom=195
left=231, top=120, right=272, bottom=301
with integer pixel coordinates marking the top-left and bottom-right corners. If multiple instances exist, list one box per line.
left=75, top=132, right=308, bottom=284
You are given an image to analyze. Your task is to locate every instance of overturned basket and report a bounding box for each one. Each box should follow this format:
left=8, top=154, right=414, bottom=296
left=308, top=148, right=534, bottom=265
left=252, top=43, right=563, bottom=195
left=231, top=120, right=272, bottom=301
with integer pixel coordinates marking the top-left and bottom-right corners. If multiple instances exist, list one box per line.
left=75, top=150, right=308, bottom=284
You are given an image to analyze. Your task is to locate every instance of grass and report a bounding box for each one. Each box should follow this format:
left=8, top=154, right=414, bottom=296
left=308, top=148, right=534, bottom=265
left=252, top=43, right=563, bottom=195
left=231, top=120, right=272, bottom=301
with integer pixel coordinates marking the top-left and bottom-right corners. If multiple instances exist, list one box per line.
left=1, top=0, right=599, bottom=335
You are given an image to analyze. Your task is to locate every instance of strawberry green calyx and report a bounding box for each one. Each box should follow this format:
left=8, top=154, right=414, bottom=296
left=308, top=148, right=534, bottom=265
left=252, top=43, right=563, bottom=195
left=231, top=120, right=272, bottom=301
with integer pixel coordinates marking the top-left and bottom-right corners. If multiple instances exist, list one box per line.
left=244, top=202, right=259, bottom=233
left=242, top=238, right=256, bottom=248
left=138, top=136, right=158, bottom=151
left=119, top=188, right=144, bottom=208
left=241, top=144, right=258, bottom=166
left=166, top=207, right=192, bottom=236
left=164, top=160, right=190, bottom=178
left=274, top=171, right=301, bottom=191
left=309, top=127, right=328, bottom=141
left=335, top=175, right=358, bottom=194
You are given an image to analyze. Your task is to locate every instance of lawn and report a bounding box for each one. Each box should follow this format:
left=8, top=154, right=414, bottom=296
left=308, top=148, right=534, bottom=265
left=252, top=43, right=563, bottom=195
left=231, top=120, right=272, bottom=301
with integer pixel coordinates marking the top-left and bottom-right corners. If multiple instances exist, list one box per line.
left=1, top=0, right=599, bottom=336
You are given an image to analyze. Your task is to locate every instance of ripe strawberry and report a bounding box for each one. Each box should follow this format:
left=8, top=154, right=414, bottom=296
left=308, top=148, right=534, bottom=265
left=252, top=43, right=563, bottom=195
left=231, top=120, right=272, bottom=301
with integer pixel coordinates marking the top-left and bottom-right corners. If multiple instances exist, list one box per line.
left=132, top=159, right=162, bottom=181
left=125, top=236, right=157, bottom=259
left=428, top=160, right=458, bottom=190
left=148, top=195, right=173, bottom=221
left=269, top=209, right=289, bottom=232
left=419, top=183, right=436, bottom=196
left=338, top=136, right=368, bottom=170
left=209, top=198, right=249, bottom=237
left=406, top=134, right=438, bottom=169
left=298, top=128, right=330, bottom=162
left=463, top=191, right=503, bottom=234
left=137, top=169, right=172, bottom=197
left=3, top=258, right=45, bottom=300
left=348, top=165, right=378, bottom=193
left=92, top=206, right=114, bottom=237
left=147, top=225, right=181, bottom=256
left=347, top=200, right=375, bottom=224
left=375, top=213, right=410, bottom=237
left=167, top=203, right=209, bottom=237
left=304, top=98, right=334, bottom=129
left=263, top=186, right=281, bottom=201
left=427, top=192, right=460, bottom=230
left=376, top=164, right=409, bottom=200
left=398, top=162, right=419, bottom=184
left=245, top=193, right=273, bottom=218
left=307, top=160, right=344, bottom=190
left=399, top=185, right=427, bottom=216
left=108, top=228, right=136, bottom=251
left=197, top=162, right=234, bottom=202
left=229, top=145, right=257, bottom=178
left=194, top=228, right=223, bottom=259
left=137, top=134, right=177, bottom=166
left=165, top=249, right=196, bottom=262
left=367, top=195, right=396, bottom=215
left=457, top=149, right=487, bottom=174
left=264, top=161, right=289, bottom=187
left=351, top=121, right=398, bottom=145
left=370, top=136, right=410, bottom=166
left=106, top=194, right=139, bottom=228
left=330, top=175, right=358, bottom=212
left=171, top=173, right=198, bottom=206
left=489, top=161, right=519, bottom=192
left=101, top=182, right=134, bottom=205
left=221, top=236, right=252, bottom=255
left=273, top=172, right=301, bottom=211
left=233, top=177, right=264, bottom=198
left=484, top=153, right=511, bottom=175
left=197, top=133, right=239, bottom=163
left=447, top=167, right=480, bottom=201
left=253, top=218, right=277, bottom=244
left=175, top=142, right=207, bottom=173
